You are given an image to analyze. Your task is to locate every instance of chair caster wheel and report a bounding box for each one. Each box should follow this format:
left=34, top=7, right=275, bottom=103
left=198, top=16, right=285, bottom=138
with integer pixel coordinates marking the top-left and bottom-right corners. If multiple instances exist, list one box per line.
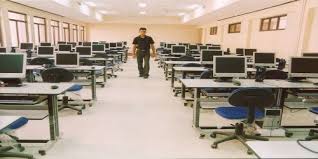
left=89, top=103, right=93, bottom=107
left=183, top=103, right=187, bottom=106
left=78, top=111, right=82, bottom=115
left=39, top=150, right=46, bottom=156
left=309, top=130, right=315, bottom=136
left=210, top=133, right=216, bottom=138
left=199, top=134, right=205, bottom=139
left=285, top=132, right=293, bottom=137
left=211, top=144, right=217, bottom=149
left=247, top=149, right=253, bottom=155
left=101, top=85, right=105, bottom=88
left=17, top=144, right=25, bottom=152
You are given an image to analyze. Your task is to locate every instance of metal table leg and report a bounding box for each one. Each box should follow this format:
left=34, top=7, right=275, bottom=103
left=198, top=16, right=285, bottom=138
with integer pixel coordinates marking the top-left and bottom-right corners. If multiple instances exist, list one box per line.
left=171, top=68, right=175, bottom=87
left=103, top=61, right=107, bottom=83
left=47, top=95, right=59, bottom=140
left=91, top=70, right=97, bottom=100
left=193, top=88, right=201, bottom=128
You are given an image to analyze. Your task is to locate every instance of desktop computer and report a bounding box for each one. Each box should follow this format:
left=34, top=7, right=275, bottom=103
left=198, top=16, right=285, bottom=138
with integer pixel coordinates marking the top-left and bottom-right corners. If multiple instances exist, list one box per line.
left=109, top=43, right=117, bottom=49
left=189, top=45, right=198, bottom=51
left=67, top=42, right=77, bottom=48
left=0, top=47, right=6, bottom=53
left=58, top=44, right=72, bottom=52
left=208, top=46, right=221, bottom=50
left=83, top=42, right=92, bottom=46
left=254, top=52, right=276, bottom=67
left=200, top=50, right=223, bottom=65
left=92, top=44, right=105, bottom=53
left=166, top=44, right=176, bottom=49
left=104, top=43, right=110, bottom=50
left=92, top=42, right=99, bottom=45
left=199, top=45, right=208, bottom=50
left=302, top=53, right=318, bottom=57
left=213, top=56, right=247, bottom=82
left=55, top=53, right=79, bottom=67
left=57, top=41, right=67, bottom=45
left=40, top=42, right=51, bottom=46
left=171, top=46, right=186, bottom=56
left=76, top=46, right=92, bottom=57
left=245, top=49, right=257, bottom=57
left=20, top=43, right=34, bottom=51
left=0, top=53, right=26, bottom=86
left=78, top=42, right=83, bottom=46
left=289, top=57, right=318, bottom=81
left=117, top=42, right=123, bottom=49
left=37, top=46, right=55, bottom=57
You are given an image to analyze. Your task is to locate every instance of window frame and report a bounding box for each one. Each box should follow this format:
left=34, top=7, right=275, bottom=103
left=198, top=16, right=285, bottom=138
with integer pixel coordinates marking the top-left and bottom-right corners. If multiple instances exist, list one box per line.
left=260, top=14, right=287, bottom=32
left=80, top=26, right=85, bottom=42
left=228, top=22, right=241, bottom=34
left=33, top=16, right=47, bottom=44
left=62, top=22, right=70, bottom=42
left=8, top=11, right=29, bottom=46
left=210, top=26, right=217, bottom=35
left=51, top=20, right=60, bottom=45
left=72, top=24, right=78, bottom=42
left=0, top=19, right=3, bottom=47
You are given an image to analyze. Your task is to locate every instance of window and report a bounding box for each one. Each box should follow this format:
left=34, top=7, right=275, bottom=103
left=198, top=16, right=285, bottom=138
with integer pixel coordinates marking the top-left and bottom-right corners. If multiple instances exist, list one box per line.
left=260, top=15, right=287, bottom=31
left=72, top=24, right=78, bottom=42
left=62, top=22, right=70, bottom=42
left=210, top=26, right=217, bottom=35
left=33, top=16, right=46, bottom=45
left=228, top=22, right=241, bottom=33
left=79, top=26, right=85, bottom=42
left=0, top=21, right=3, bottom=47
left=51, top=20, right=59, bottom=45
left=8, top=11, right=28, bottom=47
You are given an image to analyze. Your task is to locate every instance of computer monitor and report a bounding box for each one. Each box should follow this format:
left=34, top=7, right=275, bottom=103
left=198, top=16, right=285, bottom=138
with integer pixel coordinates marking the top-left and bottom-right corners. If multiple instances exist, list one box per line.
left=117, top=42, right=123, bottom=48
left=189, top=45, right=198, bottom=51
left=123, top=41, right=127, bottom=46
left=20, top=43, right=34, bottom=50
left=58, top=44, right=72, bottom=52
left=76, top=46, right=92, bottom=57
left=78, top=42, right=83, bottom=46
left=166, top=44, right=176, bottom=49
left=57, top=41, right=66, bottom=45
left=99, top=41, right=107, bottom=44
left=200, top=50, right=223, bottom=64
left=236, top=48, right=244, bottom=56
left=55, top=53, right=79, bottom=67
left=289, top=57, right=318, bottom=78
left=206, top=44, right=212, bottom=46
left=104, top=43, right=110, bottom=50
left=199, top=46, right=208, bottom=50
left=208, top=46, right=221, bottom=50
left=0, top=53, right=26, bottom=79
left=109, top=43, right=117, bottom=49
left=83, top=42, right=92, bottom=46
left=92, top=42, right=99, bottom=45
left=254, top=52, right=276, bottom=67
left=245, top=49, right=257, bottom=56
left=171, top=46, right=186, bottom=55
left=40, top=42, right=51, bottom=46
left=92, top=44, right=105, bottom=52
left=67, top=42, right=77, bottom=48
left=0, top=47, right=6, bottom=53
left=160, top=42, right=166, bottom=47
left=37, top=46, right=55, bottom=57
left=213, top=56, right=247, bottom=78
left=302, top=53, right=318, bottom=57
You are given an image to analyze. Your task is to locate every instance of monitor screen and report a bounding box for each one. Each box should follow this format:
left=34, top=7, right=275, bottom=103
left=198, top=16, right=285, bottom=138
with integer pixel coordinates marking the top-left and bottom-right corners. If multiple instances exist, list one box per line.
left=172, top=46, right=186, bottom=54
left=236, top=48, right=244, bottom=56
left=55, top=53, right=79, bottom=67
left=76, top=46, right=92, bottom=57
left=58, top=44, right=72, bottom=52
left=67, top=42, right=77, bottom=48
left=0, top=48, right=6, bottom=53
left=110, top=43, right=117, bottom=48
left=92, top=42, right=99, bottom=45
left=167, top=44, right=176, bottom=49
left=254, top=53, right=276, bottom=66
left=57, top=41, right=66, bottom=44
left=83, top=42, right=92, bottom=46
left=160, top=42, right=166, bottom=47
left=208, top=46, right=221, bottom=50
left=289, top=57, right=318, bottom=78
left=213, top=56, right=246, bottom=78
left=92, top=44, right=105, bottom=52
left=40, top=43, right=51, bottom=46
left=245, top=49, right=257, bottom=56
left=123, top=41, right=127, bottom=45
left=20, top=43, right=34, bottom=50
left=189, top=45, right=198, bottom=50
left=0, top=53, right=26, bottom=78
left=303, top=53, right=318, bottom=57
left=37, top=46, right=54, bottom=56
left=104, top=43, right=110, bottom=49
left=201, top=50, right=223, bottom=63
left=199, top=46, right=208, bottom=50
left=78, top=42, right=83, bottom=46
left=117, top=42, right=123, bottom=47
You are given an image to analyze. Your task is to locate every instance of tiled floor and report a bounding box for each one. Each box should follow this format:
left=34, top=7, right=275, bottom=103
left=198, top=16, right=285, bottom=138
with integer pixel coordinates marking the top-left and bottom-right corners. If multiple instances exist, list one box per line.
left=5, top=58, right=315, bottom=158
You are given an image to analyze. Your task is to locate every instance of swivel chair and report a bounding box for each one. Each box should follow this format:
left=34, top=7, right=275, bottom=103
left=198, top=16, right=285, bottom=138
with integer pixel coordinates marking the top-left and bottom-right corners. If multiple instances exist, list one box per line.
left=0, top=117, right=33, bottom=159
left=306, top=108, right=318, bottom=140
left=41, top=68, right=85, bottom=115
left=210, top=88, right=275, bottom=154
left=176, top=55, right=195, bottom=61
left=29, top=57, right=54, bottom=82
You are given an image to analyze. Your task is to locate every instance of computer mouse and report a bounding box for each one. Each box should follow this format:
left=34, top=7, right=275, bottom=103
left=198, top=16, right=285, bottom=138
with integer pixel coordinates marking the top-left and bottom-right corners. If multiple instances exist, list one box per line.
left=51, top=85, right=59, bottom=89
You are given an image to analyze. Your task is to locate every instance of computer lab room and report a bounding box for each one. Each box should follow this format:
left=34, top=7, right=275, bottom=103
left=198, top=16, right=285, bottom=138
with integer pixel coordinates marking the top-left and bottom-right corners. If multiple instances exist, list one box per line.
left=0, top=0, right=318, bottom=158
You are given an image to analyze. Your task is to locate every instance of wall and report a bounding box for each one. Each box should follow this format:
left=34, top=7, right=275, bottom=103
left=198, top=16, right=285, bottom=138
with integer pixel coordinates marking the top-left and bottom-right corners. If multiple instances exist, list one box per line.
left=301, top=0, right=318, bottom=52
left=0, top=0, right=88, bottom=47
left=87, top=23, right=202, bottom=51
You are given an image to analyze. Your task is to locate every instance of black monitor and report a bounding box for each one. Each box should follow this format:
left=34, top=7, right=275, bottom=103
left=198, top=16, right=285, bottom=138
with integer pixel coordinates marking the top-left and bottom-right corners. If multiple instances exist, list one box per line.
left=40, top=42, right=51, bottom=46
left=160, top=42, right=166, bottom=47
left=0, top=53, right=26, bottom=79
left=67, top=42, right=77, bottom=48
left=57, top=41, right=66, bottom=44
left=123, top=41, right=127, bottom=45
left=58, top=44, right=72, bottom=52
left=83, top=42, right=92, bottom=46
left=189, top=45, right=198, bottom=50
left=199, top=46, right=208, bottom=50
left=289, top=57, right=318, bottom=78
left=104, top=43, right=110, bottom=50
left=167, top=44, right=176, bottom=49
left=92, top=42, right=99, bottom=45
left=92, top=44, right=105, bottom=52
left=110, top=43, right=117, bottom=48
left=117, top=42, right=123, bottom=48
left=245, top=49, right=257, bottom=56
left=171, top=46, right=186, bottom=55
left=37, top=46, right=54, bottom=57
left=78, top=42, right=83, bottom=46
left=55, top=53, right=79, bottom=67
left=208, top=46, right=221, bottom=50
left=76, top=46, right=92, bottom=57
left=213, top=56, right=247, bottom=78
left=254, top=52, right=276, bottom=67
left=206, top=44, right=212, bottom=46
left=0, top=47, right=6, bottom=53
left=20, top=43, right=34, bottom=50
left=302, top=53, right=318, bottom=57
left=236, top=48, right=244, bottom=56
left=200, top=50, right=223, bottom=64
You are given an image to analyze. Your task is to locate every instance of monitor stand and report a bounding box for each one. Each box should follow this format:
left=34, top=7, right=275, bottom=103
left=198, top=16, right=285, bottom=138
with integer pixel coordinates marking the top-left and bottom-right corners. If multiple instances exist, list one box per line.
left=214, top=77, right=233, bottom=83
left=288, top=77, right=307, bottom=83
left=0, top=79, right=23, bottom=87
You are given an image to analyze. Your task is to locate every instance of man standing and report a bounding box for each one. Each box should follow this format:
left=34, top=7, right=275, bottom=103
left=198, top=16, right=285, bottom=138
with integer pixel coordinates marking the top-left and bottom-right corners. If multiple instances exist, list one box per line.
left=132, top=27, right=156, bottom=79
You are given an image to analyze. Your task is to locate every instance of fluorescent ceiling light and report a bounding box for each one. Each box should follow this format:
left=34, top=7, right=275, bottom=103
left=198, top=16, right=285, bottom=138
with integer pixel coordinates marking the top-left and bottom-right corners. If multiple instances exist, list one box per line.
left=139, top=11, right=146, bottom=15
left=99, top=10, right=108, bottom=14
left=138, top=2, right=147, bottom=8
left=85, top=1, right=96, bottom=7
left=178, top=12, right=185, bottom=16
left=187, top=4, right=202, bottom=10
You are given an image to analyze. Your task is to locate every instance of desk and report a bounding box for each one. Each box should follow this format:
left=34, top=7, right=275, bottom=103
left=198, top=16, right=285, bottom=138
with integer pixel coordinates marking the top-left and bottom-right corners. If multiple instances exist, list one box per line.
left=171, top=67, right=208, bottom=88
left=180, top=79, right=277, bottom=128
left=163, top=61, right=201, bottom=80
left=247, top=141, right=318, bottom=158
left=26, top=66, right=105, bottom=100
left=0, top=116, right=21, bottom=130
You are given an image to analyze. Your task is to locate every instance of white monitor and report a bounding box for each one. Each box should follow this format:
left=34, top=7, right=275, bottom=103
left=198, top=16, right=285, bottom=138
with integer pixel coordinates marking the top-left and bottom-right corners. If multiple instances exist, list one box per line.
left=200, top=50, right=223, bottom=65
left=58, top=44, right=72, bottom=53
left=213, top=56, right=247, bottom=78
left=20, top=43, right=34, bottom=51
left=189, top=45, right=198, bottom=51
left=109, top=43, right=117, bottom=49
left=171, top=45, right=186, bottom=56
left=55, top=53, right=79, bottom=67
left=254, top=52, right=276, bottom=67
left=0, top=53, right=26, bottom=79
left=37, top=46, right=55, bottom=57
left=92, top=44, right=105, bottom=53
left=289, top=57, right=318, bottom=78
left=76, top=46, right=92, bottom=57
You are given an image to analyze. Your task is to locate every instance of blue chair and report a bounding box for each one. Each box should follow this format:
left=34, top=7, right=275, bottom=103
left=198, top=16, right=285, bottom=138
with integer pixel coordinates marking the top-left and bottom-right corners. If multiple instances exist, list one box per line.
left=210, top=88, right=275, bottom=154
left=306, top=107, right=318, bottom=140
left=41, top=68, right=85, bottom=115
left=0, top=117, right=33, bottom=159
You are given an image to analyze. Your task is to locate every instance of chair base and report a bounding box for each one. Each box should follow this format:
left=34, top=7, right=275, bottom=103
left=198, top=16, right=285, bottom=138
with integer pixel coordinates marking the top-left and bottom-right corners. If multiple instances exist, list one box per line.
left=210, top=123, right=268, bottom=154
left=59, top=96, right=85, bottom=115
left=306, top=129, right=318, bottom=140
left=0, top=146, right=33, bottom=159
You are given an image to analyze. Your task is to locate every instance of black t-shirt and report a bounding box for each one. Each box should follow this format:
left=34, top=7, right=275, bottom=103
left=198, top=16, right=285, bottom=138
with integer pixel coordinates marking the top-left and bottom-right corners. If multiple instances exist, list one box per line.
left=133, top=35, right=154, bottom=51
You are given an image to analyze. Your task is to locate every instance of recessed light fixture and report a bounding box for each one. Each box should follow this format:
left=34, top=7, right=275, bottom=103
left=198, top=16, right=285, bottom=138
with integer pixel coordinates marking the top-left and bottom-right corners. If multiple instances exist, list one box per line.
left=99, top=10, right=108, bottom=14
left=85, top=1, right=96, bottom=7
left=140, top=11, right=146, bottom=15
left=138, top=2, right=147, bottom=8
left=178, top=12, right=185, bottom=16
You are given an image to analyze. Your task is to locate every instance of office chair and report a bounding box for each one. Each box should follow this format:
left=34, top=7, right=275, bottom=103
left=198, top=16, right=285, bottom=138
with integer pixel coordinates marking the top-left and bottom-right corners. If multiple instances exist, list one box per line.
left=210, top=88, right=274, bottom=154
left=0, top=117, right=34, bottom=159
left=41, top=68, right=85, bottom=115
left=176, top=56, right=195, bottom=61
left=29, top=57, right=54, bottom=66
left=306, top=108, right=318, bottom=140
left=276, top=58, right=286, bottom=70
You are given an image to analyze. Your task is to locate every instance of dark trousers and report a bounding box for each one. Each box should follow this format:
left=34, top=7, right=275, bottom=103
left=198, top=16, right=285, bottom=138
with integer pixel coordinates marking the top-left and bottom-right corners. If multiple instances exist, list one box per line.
left=137, top=51, right=150, bottom=76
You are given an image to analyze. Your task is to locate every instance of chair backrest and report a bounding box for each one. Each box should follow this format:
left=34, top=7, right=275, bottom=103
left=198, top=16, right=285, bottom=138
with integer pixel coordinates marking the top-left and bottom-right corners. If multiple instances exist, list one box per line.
left=229, top=88, right=274, bottom=108
left=182, top=63, right=202, bottom=67
left=30, top=57, right=54, bottom=66
left=80, top=58, right=93, bottom=66
left=200, top=71, right=213, bottom=79
left=41, top=67, right=74, bottom=83
left=177, top=55, right=195, bottom=61
left=264, top=70, right=288, bottom=80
